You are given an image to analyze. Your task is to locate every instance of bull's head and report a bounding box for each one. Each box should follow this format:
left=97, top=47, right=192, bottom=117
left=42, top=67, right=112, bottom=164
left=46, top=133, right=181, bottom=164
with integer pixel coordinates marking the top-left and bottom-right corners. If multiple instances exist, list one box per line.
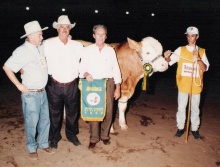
left=127, top=37, right=168, bottom=74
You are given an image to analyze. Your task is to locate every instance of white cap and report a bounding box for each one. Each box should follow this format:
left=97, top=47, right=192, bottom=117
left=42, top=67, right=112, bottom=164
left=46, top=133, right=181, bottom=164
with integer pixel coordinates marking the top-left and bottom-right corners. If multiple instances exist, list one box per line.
left=184, top=26, right=199, bottom=35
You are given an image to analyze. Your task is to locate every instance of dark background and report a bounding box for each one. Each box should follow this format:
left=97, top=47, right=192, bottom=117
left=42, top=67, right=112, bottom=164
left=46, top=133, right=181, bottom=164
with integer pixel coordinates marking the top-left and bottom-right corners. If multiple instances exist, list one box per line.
left=0, top=0, right=219, bottom=93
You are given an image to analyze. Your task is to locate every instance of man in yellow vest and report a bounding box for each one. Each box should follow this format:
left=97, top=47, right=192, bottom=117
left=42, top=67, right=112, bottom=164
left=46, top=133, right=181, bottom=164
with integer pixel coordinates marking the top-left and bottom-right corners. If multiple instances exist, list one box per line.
left=164, top=26, right=210, bottom=139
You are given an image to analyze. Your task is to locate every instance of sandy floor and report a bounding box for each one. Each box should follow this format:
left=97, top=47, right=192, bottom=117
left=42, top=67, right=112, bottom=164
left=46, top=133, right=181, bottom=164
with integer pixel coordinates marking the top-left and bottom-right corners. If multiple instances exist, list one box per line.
left=0, top=76, right=220, bottom=167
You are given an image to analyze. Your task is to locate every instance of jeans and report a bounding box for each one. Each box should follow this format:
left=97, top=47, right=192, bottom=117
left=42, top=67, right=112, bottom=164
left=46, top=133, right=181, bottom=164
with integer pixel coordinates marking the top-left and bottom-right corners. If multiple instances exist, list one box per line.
left=21, top=90, right=50, bottom=153
left=177, top=92, right=201, bottom=131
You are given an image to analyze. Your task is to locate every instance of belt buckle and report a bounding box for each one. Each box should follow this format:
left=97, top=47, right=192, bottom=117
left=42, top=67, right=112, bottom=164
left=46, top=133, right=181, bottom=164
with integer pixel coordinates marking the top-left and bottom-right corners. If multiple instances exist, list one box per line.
left=35, top=88, right=44, bottom=92
left=28, top=88, right=44, bottom=93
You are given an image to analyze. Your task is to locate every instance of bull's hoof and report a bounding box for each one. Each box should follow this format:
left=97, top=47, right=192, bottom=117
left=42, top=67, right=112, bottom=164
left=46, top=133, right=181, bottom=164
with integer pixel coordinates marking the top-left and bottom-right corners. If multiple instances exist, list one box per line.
left=110, top=126, right=117, bottom=134
left=120, top=125, right=128, bottom=131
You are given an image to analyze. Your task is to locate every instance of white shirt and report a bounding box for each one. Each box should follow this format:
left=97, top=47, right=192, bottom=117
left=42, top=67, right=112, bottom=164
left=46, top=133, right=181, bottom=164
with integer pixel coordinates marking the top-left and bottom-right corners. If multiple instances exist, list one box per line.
left=79, top=44, right=122, bottom=84
left=4, top=41, right=48, bottom=89
left=44, top=37, right=83, bottom=83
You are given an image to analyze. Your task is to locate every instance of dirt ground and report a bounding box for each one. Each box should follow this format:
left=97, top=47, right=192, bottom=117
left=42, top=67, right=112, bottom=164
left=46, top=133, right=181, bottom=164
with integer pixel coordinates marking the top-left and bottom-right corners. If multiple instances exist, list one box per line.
left=0, top=76, right=219, bottom=167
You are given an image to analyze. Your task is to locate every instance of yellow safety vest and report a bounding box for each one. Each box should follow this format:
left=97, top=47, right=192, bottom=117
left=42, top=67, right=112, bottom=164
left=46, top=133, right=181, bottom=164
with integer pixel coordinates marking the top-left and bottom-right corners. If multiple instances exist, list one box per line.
left=176, top=46, right=205, bottom=94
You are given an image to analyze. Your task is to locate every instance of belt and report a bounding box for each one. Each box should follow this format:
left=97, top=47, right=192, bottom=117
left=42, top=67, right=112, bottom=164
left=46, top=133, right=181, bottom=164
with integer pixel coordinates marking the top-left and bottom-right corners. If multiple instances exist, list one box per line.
left=52, top=79, right=74, bottom=86
left=29, top=88, right=45, bottom=92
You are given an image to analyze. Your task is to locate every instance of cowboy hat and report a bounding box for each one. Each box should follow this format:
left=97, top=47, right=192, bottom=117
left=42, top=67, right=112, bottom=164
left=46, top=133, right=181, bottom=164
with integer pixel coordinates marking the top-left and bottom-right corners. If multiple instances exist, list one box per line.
left=20, top=21, right=48, bottom=39
left=52, top=15, right=76, bottom=29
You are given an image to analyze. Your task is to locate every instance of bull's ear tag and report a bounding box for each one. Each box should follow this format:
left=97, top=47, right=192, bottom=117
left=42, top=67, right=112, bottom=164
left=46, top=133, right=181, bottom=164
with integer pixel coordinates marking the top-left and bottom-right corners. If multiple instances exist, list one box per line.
left=142, top=63, right=153, bottom=91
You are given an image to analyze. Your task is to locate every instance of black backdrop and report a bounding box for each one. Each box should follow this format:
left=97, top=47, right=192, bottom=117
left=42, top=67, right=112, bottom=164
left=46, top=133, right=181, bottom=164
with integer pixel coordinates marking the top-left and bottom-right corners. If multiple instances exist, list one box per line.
left=1, top=0, right=219, bottom=85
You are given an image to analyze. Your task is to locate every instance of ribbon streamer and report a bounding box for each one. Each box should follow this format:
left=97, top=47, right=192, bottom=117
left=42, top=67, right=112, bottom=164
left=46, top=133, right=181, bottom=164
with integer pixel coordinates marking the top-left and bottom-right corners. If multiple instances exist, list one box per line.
left=142, top=63, right=153, bottom=91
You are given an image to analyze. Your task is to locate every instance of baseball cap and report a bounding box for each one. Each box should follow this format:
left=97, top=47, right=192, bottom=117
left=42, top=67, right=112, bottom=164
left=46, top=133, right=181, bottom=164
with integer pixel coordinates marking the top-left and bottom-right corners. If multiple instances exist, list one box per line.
left=184, top=26, right=199, bottom=35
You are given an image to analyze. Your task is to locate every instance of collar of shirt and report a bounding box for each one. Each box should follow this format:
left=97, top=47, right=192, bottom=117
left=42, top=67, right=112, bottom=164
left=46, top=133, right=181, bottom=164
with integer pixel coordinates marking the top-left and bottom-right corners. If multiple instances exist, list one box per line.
left=25, top=40, right=42, bottom=51
left=186, top=45, right=198, bottom=52
left=94, top=43, right=107, bottom=51
left=56, top=36, right=71, bottom=46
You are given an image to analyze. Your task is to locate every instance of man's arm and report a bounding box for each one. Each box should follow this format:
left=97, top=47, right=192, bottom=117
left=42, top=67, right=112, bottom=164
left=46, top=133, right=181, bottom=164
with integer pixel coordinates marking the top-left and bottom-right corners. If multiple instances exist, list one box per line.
left=193, top=49, right=207, bottom=72
left=2, top=65, right=28, bottom=93
left=196, top=60, right=207, bottom=72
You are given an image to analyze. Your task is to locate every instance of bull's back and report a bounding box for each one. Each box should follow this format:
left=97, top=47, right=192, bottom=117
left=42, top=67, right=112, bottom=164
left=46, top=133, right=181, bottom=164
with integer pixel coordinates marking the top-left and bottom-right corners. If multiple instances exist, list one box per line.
left=112, top=42, right=143, bottom=77
left=112, top=42, right=144, bottom=99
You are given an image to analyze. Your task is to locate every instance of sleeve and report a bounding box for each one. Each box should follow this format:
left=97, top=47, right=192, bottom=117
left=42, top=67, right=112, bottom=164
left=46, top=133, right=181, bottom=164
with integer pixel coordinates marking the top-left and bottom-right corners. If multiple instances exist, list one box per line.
left=4, top=47, right=29, bottom=73
left=79, top=47, right=89, bottom=78
left=111, top=48, right=122, bottom=84
left=77, top=42, right=84, bottom=61
left=169, top=47, right=181, bottom=66
left=201, top=51, right=210, bottom=71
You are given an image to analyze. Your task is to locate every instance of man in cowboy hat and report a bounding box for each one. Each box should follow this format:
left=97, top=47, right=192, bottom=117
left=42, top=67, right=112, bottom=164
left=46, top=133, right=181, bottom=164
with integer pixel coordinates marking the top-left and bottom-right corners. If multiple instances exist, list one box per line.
left=44, top=15, right=83, bottom=149
left=164, top=26, right=210, bottom=139
left=2, top=20, right=55, bottom=160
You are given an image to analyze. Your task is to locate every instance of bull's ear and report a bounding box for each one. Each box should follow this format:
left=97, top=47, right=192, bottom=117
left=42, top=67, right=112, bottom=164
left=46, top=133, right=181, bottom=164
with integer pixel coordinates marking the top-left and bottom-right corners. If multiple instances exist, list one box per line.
left=127, top=37, right=141, bottom=51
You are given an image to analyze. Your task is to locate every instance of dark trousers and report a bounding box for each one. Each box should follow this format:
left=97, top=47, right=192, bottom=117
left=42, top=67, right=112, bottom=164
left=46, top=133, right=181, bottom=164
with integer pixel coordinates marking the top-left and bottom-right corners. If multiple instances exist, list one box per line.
left=89, top=78, right=115, bottom=143
left=46, top=78, right=79, bottom=143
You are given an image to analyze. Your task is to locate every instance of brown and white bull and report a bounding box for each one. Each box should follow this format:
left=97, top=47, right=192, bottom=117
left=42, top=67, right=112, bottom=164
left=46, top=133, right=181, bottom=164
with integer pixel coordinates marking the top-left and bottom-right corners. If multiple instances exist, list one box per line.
left=77, top=37, right=168, bottom=132
left=110, top=37, right=168, bottom=132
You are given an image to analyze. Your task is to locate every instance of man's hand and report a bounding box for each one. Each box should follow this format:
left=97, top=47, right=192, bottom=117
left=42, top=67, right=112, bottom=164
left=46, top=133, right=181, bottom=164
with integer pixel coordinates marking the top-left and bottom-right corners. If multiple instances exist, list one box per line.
left=164, top=50, right=172, bottom=62
left=114, top=84, right=121, bottom=100
left=86, top=74, right=93, bottom=82
left=20, top=69, right=24, bottom=74
left=164, top=50, right=171, bottom=59
left=114, top=89, right=121, bottom=100
left=17, top=83, right=29, bottom=93
left=193, top=49, right=201, bottom=62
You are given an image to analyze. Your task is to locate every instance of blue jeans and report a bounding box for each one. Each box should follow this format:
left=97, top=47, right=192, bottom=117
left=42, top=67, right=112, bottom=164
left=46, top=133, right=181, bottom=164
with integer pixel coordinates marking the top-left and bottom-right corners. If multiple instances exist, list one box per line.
left=21, top=90, right=50, bottom=153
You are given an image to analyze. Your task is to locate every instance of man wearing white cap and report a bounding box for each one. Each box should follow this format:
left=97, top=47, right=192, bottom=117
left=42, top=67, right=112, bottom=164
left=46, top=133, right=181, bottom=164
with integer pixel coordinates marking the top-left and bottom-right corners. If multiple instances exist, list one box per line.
left=44, top=15, right=83, bottom=149
left=163, top=26, right=210, bottom=139
left=2, top=21, right=55, bottom=160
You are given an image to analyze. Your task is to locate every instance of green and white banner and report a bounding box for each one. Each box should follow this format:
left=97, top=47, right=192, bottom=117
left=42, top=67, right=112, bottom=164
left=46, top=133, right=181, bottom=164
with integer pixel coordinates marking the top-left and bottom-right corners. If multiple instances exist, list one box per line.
left=79, top=79, right=107, bottom=121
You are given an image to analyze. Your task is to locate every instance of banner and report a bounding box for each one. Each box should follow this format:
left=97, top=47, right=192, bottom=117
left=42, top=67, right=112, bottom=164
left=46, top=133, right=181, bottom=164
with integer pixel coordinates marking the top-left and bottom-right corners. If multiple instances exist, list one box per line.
left=79, top=79, right=107, bottom=121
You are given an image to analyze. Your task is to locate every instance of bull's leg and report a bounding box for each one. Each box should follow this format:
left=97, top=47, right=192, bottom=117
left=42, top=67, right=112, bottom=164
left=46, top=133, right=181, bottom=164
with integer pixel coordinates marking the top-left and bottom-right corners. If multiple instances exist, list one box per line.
left=110, top=124, right=115, bottom=133
left=110, top=99, right=128, bottom=133
left=118, top=100, right=128, bottom=130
